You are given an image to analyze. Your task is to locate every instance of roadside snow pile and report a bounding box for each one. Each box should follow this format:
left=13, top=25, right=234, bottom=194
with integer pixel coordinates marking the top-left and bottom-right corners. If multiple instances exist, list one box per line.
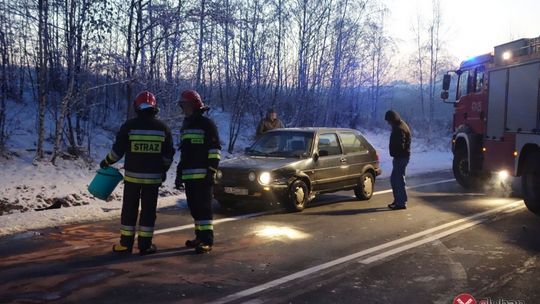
left=0, top=194, right=185, bottom=236
left=0, top=150, right=185, bottom=235
left=0, top=155, right=105, bottom=215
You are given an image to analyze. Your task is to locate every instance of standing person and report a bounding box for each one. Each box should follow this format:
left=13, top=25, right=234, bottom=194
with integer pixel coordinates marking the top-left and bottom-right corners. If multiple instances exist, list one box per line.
left=175, top=90, right=221, bottom=254
left=385, top=110, right=412, bottom=210
left=256, top=108, right=284, bottom=138
left=100, top=91, right=175, bottom=255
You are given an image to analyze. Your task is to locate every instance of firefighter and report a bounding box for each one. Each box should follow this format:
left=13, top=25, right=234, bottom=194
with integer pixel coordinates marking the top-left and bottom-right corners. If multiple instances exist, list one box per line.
left=100, top=91, right=175, bottom=255
left=175, top=90, right=221, bottom=254
left=256, top=108, right=284, bottom=138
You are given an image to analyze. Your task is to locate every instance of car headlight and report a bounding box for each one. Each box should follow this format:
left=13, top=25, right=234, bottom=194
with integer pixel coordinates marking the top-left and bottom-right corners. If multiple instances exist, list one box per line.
left=248, top=172, right=256, bottom=182
left=216, top=170, right=223, bottom=179
left=258, top=172, right=271, bottom=185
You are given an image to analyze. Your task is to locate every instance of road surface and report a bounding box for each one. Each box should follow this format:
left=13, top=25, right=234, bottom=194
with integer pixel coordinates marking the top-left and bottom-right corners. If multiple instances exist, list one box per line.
left=1, top=170, right=538, bottom=304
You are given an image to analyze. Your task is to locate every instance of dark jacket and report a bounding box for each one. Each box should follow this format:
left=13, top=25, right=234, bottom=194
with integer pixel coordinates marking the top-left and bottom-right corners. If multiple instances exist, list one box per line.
left=177, top=113, right=221, bottom=182
left=256, top=118, right=284, bottom=137
left=105, top=112, right=175, bottom=184
left=385, top=110, right=411, bottom=158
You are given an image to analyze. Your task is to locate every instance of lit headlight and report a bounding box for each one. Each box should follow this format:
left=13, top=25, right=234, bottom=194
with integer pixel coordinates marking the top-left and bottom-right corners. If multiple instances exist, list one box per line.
left=216, top=170, right=223, bottom=179
left=498, top=170, right=509, bottom=180
left=248, top=172, right=256, bottom=182
left=258, top=172, right=271, bottom=185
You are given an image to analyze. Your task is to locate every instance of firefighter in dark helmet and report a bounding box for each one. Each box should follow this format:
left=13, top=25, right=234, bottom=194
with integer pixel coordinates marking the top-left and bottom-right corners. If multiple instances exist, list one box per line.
left=100, top=91, right=175, bottom=255
left=175, top=90, right=221, bottom=254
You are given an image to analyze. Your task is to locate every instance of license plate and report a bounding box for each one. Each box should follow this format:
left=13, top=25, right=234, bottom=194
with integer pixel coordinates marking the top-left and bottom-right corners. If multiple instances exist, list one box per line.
left=224, top=187, right=249, bottom=195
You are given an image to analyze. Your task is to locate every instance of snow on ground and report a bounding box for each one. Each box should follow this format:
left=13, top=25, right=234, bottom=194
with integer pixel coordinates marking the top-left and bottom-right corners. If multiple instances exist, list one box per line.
left=359, top=128, right=452, bottom=178
left=0, top=102, right=452, bottom=236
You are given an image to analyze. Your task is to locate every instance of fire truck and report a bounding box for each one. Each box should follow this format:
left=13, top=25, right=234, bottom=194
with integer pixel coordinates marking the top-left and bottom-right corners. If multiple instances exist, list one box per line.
left=441, top=36, right=540, bottom=215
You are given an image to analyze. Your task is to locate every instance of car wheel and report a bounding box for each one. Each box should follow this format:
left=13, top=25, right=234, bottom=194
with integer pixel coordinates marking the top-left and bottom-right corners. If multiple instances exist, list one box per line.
left=218, top=199, right=236, bottom=210
left=354, top=172, right=374, bottom=200
left=522, top=150, right=540, bottom=215
left=285, top=179, right=309, bottom=212
left=452, top=149, right=483, bottom=189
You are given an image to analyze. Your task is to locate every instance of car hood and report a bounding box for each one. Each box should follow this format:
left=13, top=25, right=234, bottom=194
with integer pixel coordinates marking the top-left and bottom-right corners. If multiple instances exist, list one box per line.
left=220, top=155, right=304, bottom=171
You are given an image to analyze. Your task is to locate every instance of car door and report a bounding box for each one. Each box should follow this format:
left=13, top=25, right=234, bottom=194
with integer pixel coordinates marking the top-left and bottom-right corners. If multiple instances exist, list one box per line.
left=312, top=133, right=348, bottom=192
left=338, top=131, right=371, bottom=187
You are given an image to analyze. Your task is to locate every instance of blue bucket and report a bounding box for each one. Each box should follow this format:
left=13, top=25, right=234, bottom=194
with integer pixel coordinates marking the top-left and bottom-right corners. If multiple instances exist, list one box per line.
left=88, top=167, right=124, bottom=200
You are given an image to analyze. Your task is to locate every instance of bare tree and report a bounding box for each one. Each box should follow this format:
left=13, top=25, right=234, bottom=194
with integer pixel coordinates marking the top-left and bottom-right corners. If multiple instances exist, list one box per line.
left=36, top=0, right=50, bottom=160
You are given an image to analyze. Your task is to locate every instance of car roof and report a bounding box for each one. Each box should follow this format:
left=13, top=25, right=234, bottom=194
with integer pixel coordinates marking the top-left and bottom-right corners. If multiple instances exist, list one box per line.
left=268, top=127, right=359, bottom=133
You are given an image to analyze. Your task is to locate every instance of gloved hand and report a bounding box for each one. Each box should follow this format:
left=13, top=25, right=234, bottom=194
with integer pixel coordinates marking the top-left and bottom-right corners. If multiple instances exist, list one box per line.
left=100, top=159, right=109, bottom=169
left=205, top=171, right=216, bottom=185
left=175, top=176, right=184, bottom=190
left=162, top=172, right=167, bottom=183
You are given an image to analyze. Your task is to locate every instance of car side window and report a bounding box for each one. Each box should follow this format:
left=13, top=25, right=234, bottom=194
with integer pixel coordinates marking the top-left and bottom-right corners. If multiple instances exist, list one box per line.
left=339, top=132, right=365, bottom=154
left=318, top=133, right=342, bottom=156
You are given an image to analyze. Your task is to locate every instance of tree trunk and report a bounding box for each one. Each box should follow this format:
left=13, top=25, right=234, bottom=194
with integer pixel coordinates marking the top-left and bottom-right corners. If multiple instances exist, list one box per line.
left=195, top=0, right=206, bottom=89
left=36, top=0, right=50, bottom=161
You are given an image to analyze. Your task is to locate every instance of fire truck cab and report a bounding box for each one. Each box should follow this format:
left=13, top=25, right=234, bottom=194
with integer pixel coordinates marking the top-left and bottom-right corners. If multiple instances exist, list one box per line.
left=441, top=36, right=540, bottom=215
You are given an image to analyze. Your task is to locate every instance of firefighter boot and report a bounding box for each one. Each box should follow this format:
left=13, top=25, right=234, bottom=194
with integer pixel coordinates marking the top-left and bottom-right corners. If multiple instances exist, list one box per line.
left=185, top=238, right=202, bottom=248
left=112, top=244, right=133, bottom=254
left=139, top=244, right=157, bottom=256
left=113, top=232, right=135, bottom=254
left=195, top=243, right=213, bottom=254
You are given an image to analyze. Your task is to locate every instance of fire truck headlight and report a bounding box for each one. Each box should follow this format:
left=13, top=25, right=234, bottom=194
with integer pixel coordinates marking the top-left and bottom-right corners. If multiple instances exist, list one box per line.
left=498, top=170, right=509, bottom=181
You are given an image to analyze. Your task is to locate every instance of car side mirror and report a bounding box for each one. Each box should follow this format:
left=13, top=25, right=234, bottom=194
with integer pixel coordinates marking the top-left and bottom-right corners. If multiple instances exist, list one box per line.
left=313, top=153, right=319, bottom=162
left=319, top=150, right=329, bottom=157
left=442, top=74, right=451, bottom=91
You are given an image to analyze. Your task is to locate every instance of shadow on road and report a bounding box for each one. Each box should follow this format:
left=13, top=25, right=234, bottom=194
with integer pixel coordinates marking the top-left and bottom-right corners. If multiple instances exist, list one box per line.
left=300, top=207, right=392, bottom=216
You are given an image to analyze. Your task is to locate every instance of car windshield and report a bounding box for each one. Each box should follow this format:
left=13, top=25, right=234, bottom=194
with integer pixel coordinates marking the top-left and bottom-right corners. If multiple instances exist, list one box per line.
left=247, top=131, right=314, bottom=158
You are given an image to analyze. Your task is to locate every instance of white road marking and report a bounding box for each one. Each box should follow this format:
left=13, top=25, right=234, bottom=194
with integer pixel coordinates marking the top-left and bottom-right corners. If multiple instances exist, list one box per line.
left=371, top=178, right=456, bottom=196
left=154, top=212, right=269, bottom=235
left=209, top=200, right=525, bottom=304
left=360, top=203, right=526, bottom=264
left=154, top=178, right=457, bottom=235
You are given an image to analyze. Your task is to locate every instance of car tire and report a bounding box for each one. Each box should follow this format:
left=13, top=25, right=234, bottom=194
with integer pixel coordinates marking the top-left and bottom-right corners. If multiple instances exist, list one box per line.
left=218, top=199, right=236, bottom=210
left=522, top=150, right=540, bottom=215
left=285, top=179, right=309, bottom=212
left=354, top=172, right=375, bottom=200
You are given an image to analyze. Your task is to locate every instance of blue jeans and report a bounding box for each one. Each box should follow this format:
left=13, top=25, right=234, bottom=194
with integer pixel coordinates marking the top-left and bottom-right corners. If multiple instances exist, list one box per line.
left=391, top=156, right=409, bottom=206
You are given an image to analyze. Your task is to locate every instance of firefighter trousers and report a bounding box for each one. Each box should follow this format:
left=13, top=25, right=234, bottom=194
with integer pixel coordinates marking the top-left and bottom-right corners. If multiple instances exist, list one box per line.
left=185, top=181, right=214, bottom=245
left=119, top=182, right=159, bottom=250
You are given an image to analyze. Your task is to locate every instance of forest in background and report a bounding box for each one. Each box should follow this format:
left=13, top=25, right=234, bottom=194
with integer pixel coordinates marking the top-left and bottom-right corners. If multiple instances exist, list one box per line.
left=0, top=0, right=454, bottom=160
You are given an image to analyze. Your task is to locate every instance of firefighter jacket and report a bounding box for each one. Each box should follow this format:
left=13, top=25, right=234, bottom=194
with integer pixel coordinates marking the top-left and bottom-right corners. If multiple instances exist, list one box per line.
left=104, top=113, right=175, bottom=184
left=177, top=113, right=221, bottom=182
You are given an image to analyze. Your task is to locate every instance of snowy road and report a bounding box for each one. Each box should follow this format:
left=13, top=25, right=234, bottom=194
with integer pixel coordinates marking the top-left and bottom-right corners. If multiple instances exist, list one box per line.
left=1, top=170, right=538, bottom=304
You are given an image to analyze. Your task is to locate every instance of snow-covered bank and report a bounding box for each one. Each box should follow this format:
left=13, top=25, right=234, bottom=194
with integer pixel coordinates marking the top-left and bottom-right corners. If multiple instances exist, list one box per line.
left=0, top=102, right=452, bottom=237
left=361, top=129, right=452, bottom=178
left=0, top=194, right=186, bottom=236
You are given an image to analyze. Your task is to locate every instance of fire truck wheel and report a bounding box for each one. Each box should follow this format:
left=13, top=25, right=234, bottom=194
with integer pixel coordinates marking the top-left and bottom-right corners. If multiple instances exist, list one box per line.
left=453, top=150, right=482, bottom=189
left=522, top=150, right=540, bottom=215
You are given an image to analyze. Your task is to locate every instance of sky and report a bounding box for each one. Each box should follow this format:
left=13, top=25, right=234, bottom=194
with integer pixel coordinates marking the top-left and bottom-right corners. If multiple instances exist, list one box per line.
left=385, top=0, right=540, bottom=65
